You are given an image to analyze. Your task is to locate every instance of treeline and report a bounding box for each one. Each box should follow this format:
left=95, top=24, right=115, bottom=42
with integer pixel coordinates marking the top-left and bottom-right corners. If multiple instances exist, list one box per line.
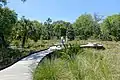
left=0, top=7, right=120, bottom=48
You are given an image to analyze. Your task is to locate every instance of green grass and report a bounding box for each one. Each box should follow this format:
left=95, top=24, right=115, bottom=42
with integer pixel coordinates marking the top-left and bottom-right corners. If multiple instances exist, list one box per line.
left=33, top=40, right=120, bottom=80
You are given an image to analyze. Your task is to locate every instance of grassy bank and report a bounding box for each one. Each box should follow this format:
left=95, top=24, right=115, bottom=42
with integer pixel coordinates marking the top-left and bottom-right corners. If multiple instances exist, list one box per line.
left=33, top=40, right=120, bottom=80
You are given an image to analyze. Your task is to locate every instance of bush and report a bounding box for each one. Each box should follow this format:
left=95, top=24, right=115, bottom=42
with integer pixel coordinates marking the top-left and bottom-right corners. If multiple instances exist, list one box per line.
left=0, top=48, right=23, bottom=68
left=50, top=44, right=83, bottom=60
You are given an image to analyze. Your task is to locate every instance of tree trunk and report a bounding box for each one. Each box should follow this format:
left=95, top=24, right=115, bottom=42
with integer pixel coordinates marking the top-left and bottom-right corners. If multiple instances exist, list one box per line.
left=21, top=32, right=27, bottom=48
left=0, top=33, right=8, bottom=48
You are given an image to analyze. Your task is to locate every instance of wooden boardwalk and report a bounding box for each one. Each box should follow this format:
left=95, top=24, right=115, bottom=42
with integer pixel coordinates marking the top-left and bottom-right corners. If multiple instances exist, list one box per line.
left=0, top=49, right=53, bottom=80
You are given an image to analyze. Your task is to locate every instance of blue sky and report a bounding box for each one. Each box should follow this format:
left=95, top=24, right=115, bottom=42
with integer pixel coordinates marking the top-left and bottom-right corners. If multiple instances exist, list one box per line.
left=7, top=0, right=120, bottom=23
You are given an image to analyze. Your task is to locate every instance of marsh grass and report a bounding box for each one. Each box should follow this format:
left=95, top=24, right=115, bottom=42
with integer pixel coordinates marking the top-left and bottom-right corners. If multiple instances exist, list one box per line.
left=33, top=50, right=112, bottom=80
left=33, top=40, right=120, bottom=80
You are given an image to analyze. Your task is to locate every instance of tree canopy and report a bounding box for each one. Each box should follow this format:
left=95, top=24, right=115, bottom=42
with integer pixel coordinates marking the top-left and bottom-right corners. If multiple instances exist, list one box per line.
left=101, top=14, right=120, bottom=41
left=0, top=7, right=17, bottom=48
left=0, top=6, right=120, bottom=48
left=73, top=14, right=95, bottom=39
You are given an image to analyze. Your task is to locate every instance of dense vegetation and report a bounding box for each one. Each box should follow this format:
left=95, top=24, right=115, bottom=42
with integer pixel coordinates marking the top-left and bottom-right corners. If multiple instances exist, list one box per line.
left=33, top=40, right=120, bottom=80
left=1, top=6, right=120, bottom=49
left=0, top=1, right=120, bottom=80
left=0, top=5, right=120, bottom=68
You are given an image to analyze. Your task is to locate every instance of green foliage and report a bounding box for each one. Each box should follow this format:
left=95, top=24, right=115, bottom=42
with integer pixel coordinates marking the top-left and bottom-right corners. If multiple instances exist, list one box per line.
left=52, top=21, right=65, bottom=39
left=17, top=16, right=32, bottom=48
left=92, top=13, right=102, bottom=38
left=42, top=18, right=53, bottom=40
left=66, top=23, right=75, bottom=41
left=9, top=12, right=120, bottom=43
left=74, top=13, right=95, bottom=40
left=28, top=20, right=42, bottom=42
left=0, top=48, right=23, bottom=68
left=101, top=14, right=120, bottom=41
left=12, top=16, right=43, bottom=47
left=0, top=7, right=17, bottom=48
left=50, top=44, right=82, bottom=60
left=52, top=20, right=75, bottom=40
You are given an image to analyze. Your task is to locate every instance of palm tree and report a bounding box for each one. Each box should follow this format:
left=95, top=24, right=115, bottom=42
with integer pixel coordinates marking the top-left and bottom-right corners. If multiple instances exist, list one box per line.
left=18, top=16, right=33, bottom=48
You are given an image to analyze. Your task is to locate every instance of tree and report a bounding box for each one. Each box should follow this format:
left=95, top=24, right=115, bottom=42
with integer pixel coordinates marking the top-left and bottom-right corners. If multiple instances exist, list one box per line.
left=52, top=20, right=69, bottom=39
left=0, top=7, right=17, bottom=48
left=73, top=13, right=95, bottom=40
left=66, top=22, right=75, bottom=41
left=12, top=18, right=42, bottom=47
left=101, top=14, right=120, bottom=41
left=17, top=16, right=33, bottom=48
left=92, top=13, right=103, bottom=38
left=28, top=20, right=42, bottom=42
left=42, top=18, right=53, bottom=40
left=52, top=21, right=61, bottom=39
